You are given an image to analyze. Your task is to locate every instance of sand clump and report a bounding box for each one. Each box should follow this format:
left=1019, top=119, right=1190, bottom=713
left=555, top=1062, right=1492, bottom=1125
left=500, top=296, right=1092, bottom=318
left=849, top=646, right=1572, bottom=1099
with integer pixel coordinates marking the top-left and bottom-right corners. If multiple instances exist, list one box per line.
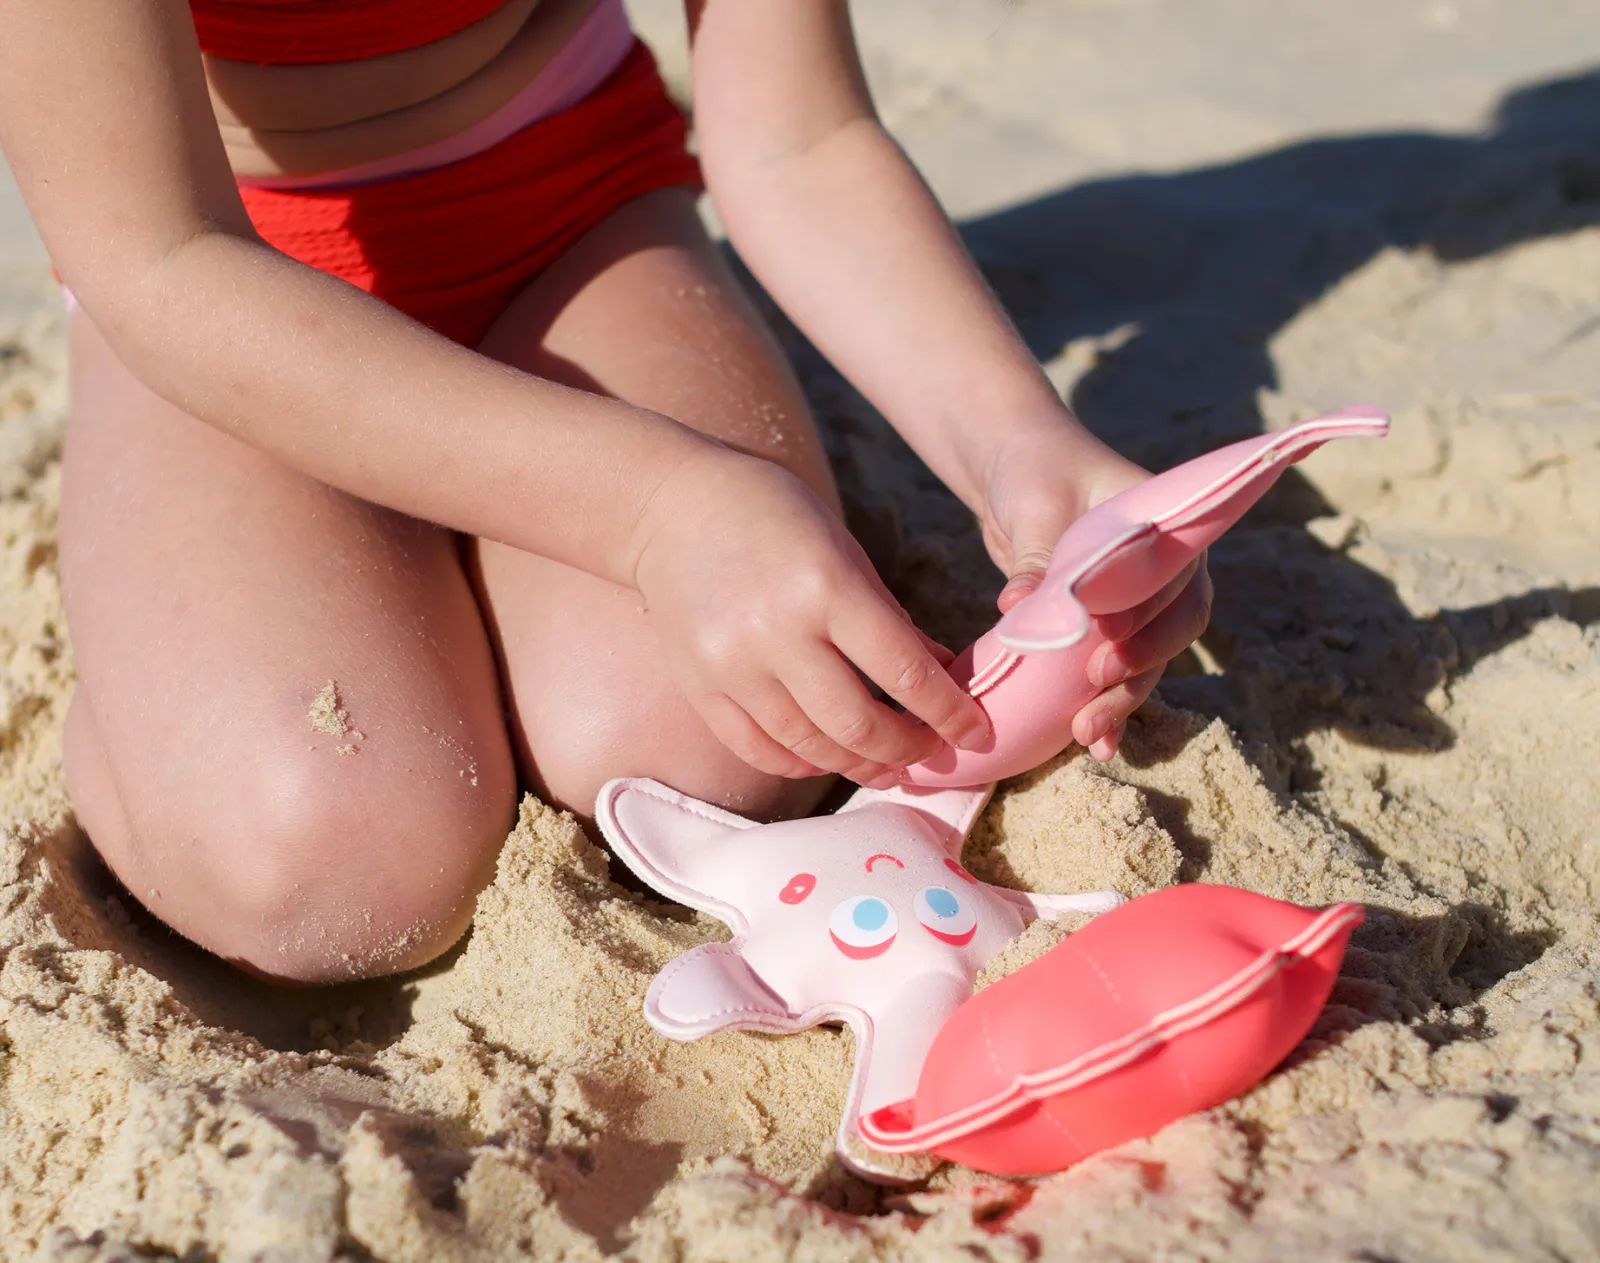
left=308, top=682, right=351, bottom=740
left=309, top=681, right=362, bottom=757
left=4, top=3, right=1600, bottom=1260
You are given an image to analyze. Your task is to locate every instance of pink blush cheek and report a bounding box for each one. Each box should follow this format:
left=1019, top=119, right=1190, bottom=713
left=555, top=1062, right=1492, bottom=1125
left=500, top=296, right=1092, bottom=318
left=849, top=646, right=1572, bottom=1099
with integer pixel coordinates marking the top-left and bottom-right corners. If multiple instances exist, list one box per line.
left=780, top=873, right=817, bottom=905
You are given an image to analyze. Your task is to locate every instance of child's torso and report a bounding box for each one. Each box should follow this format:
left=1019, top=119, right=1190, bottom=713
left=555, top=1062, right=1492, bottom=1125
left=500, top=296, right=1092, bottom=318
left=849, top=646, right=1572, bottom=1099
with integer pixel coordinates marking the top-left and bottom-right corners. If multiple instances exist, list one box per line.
left=203, top=0, right=607, bottom=181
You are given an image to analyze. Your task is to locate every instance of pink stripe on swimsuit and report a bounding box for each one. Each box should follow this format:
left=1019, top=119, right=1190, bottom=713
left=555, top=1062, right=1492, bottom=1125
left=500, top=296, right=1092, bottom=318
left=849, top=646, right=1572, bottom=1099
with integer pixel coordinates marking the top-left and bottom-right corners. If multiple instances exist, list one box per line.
left=234, top=0, right=635, bottom=191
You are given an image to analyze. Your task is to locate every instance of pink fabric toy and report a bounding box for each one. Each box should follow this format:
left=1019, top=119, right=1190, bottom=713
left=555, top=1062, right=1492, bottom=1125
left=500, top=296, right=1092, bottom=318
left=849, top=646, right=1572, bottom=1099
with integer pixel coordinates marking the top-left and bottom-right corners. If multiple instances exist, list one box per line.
left=903, top=407, right=1391, bottom=786
left=594, top=410, right=1388, bottom=1180
left=595, top=776, right=1119, bottom=1180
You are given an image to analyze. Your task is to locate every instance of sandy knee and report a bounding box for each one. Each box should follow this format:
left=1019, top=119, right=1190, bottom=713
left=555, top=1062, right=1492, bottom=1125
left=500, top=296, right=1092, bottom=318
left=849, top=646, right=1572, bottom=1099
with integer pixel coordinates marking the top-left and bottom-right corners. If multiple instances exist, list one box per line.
left=222, top=722, right=519, bottom=983
left=74, top=692, right=518, bottom=985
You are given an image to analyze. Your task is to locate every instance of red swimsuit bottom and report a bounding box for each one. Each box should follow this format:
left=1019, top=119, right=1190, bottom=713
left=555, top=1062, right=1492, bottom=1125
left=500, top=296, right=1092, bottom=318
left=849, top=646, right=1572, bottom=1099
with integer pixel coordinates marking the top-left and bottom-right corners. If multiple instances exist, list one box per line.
left=237, top=41, right=701, bottom=347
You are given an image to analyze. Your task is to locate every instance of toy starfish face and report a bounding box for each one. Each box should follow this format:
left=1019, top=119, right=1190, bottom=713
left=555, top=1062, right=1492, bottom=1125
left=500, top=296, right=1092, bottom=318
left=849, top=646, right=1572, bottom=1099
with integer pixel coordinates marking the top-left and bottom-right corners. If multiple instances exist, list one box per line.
left=595, top=778, right=1122, bottom=1180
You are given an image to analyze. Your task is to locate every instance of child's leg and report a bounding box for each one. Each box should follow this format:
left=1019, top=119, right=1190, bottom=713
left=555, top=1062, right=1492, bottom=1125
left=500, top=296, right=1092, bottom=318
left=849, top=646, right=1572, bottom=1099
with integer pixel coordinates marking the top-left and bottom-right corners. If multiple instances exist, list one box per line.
left=60, top=312, right=517, bottom=984
left=470, top=187, right=849, bottom=821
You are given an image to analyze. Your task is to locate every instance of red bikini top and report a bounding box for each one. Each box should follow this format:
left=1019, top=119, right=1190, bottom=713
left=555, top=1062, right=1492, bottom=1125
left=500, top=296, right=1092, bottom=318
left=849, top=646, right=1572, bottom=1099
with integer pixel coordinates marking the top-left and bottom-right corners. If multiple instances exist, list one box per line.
left=191, top=0, right=509, bottom=65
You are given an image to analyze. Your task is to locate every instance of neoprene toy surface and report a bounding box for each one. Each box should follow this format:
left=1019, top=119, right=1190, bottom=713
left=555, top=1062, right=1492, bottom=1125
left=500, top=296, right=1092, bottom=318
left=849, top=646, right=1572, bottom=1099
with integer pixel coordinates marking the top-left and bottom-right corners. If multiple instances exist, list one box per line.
left=859, top=883, right=1362, bottom=1175
left=595, top=776, right=1118, bottom=1181
left=902, top=407, right=1391, bottom=786
left=594, top=409, right=1387, bottom=1181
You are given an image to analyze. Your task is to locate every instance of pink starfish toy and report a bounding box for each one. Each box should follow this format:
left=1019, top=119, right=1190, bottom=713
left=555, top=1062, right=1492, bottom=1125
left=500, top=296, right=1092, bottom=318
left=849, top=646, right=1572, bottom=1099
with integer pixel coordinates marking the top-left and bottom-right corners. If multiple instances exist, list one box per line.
left=595, top=410, right=1387, bottom=1180
left=596, top=775, right=1120, bottom=1180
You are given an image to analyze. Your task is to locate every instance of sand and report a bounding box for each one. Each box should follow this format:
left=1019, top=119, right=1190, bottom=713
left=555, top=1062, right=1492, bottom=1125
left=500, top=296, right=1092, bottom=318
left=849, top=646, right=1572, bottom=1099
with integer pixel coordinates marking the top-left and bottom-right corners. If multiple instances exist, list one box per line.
left=3, top=1, right=1599, bottom=1258
left=309, top=683, right=363, bottom=757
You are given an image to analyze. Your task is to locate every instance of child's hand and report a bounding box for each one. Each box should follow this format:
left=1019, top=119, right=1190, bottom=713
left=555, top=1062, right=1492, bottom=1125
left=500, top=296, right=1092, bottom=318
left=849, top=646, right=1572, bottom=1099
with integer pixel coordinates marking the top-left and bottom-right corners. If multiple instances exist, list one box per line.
left=979, top=422, right=1214, bottom=763
left=631, top=450, right=992, bottom=788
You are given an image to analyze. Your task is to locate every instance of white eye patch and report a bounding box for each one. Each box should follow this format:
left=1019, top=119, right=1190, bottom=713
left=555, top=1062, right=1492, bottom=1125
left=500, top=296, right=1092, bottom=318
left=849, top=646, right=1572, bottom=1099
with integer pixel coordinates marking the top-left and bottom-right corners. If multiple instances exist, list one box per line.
left=830, top=894, right=898, bottom=959
left=914, top=885, right=977, bottom=946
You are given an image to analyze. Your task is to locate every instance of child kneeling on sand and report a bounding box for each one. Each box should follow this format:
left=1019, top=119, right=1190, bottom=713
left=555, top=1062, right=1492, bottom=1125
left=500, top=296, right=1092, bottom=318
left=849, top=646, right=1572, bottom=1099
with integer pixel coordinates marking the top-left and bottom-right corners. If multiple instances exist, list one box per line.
left=0, top=0, right=1209, bottom=982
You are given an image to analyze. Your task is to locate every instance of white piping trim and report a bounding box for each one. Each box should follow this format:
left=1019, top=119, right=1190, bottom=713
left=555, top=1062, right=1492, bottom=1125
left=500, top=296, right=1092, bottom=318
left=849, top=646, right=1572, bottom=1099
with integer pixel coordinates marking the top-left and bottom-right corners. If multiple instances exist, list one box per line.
left=997, top=413, right=1389, bottom=652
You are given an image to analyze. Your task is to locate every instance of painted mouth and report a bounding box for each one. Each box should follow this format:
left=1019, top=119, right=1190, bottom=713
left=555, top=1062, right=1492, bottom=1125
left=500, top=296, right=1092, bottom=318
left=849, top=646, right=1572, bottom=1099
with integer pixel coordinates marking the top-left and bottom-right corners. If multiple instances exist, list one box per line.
left=921, top=924, right=977, bottom=947
left=830, top=932, right=895, bottom=960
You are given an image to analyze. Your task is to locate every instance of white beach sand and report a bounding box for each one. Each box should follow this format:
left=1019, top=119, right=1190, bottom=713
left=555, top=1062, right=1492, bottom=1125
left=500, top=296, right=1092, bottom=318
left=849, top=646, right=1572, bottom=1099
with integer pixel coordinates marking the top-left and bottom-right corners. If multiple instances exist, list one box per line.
left=2, top=2, right=1598, bottom=1258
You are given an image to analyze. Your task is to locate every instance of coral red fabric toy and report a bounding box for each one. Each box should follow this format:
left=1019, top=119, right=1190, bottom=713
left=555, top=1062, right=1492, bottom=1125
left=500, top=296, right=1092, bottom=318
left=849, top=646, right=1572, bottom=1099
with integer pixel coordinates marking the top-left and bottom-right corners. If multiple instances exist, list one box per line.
left=859, top=884, right=1362, bottom=1175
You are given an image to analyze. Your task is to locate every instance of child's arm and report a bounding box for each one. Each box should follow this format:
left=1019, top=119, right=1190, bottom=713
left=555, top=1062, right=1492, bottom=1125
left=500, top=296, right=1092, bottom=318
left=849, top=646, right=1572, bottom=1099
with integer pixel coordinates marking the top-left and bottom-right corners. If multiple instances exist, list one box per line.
left=0, top=0, right=990, bottom=784
left=690, top=0, right=1212, bottom=759
left=0, top=0, right=708, bottom=584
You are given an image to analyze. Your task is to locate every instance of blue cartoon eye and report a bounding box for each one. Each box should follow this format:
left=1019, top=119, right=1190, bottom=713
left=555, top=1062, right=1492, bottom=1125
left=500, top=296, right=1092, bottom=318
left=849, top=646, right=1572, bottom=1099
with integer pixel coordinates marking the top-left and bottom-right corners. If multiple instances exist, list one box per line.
left=829, top=895, right=899, bottom=959
left=915, top=885, right=978, bottom=946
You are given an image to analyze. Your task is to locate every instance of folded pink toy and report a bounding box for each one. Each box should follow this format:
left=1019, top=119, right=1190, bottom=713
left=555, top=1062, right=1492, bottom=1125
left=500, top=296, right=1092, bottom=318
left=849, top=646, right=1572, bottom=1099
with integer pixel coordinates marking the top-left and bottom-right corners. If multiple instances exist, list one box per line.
left=904, top=406, right=1391, bottom=786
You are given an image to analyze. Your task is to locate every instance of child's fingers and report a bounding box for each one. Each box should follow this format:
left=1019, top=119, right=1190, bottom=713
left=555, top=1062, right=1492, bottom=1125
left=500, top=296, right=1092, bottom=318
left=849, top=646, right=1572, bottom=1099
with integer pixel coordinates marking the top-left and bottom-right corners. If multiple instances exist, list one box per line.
left=831, top=597, right=991, bottom=754
left=1086, top=562, right=1213, bottom=688
left=994, top=500, right=1075, bottom=613
left=698, top=694, right=828, bottom=780
left=1089, top=717, right=1126, bottom=763
left=996, top=569, right=1043, bottom=614
left=780, top=648, right=946, bottom=771
left=742, top=675, right=903, bottom=788
left=913, top=625, right=957, bottom=667
left=1070, top=665, right=1164, bottom=755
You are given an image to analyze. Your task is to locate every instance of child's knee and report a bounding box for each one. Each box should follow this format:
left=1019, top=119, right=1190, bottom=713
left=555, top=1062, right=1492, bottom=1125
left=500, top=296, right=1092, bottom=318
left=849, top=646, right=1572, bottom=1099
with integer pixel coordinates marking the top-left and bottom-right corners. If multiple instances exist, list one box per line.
left=72, top=704, right=518, bottom=984
left=64, top=696, right=133, bottom=855
left=221, top=736, right=518, bottom=982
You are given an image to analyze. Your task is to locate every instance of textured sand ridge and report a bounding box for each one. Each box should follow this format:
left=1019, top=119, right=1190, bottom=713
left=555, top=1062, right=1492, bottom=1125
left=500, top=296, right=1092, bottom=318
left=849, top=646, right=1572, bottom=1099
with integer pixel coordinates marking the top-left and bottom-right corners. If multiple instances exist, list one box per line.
left=4, top=2, right=1600, bottom=1259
